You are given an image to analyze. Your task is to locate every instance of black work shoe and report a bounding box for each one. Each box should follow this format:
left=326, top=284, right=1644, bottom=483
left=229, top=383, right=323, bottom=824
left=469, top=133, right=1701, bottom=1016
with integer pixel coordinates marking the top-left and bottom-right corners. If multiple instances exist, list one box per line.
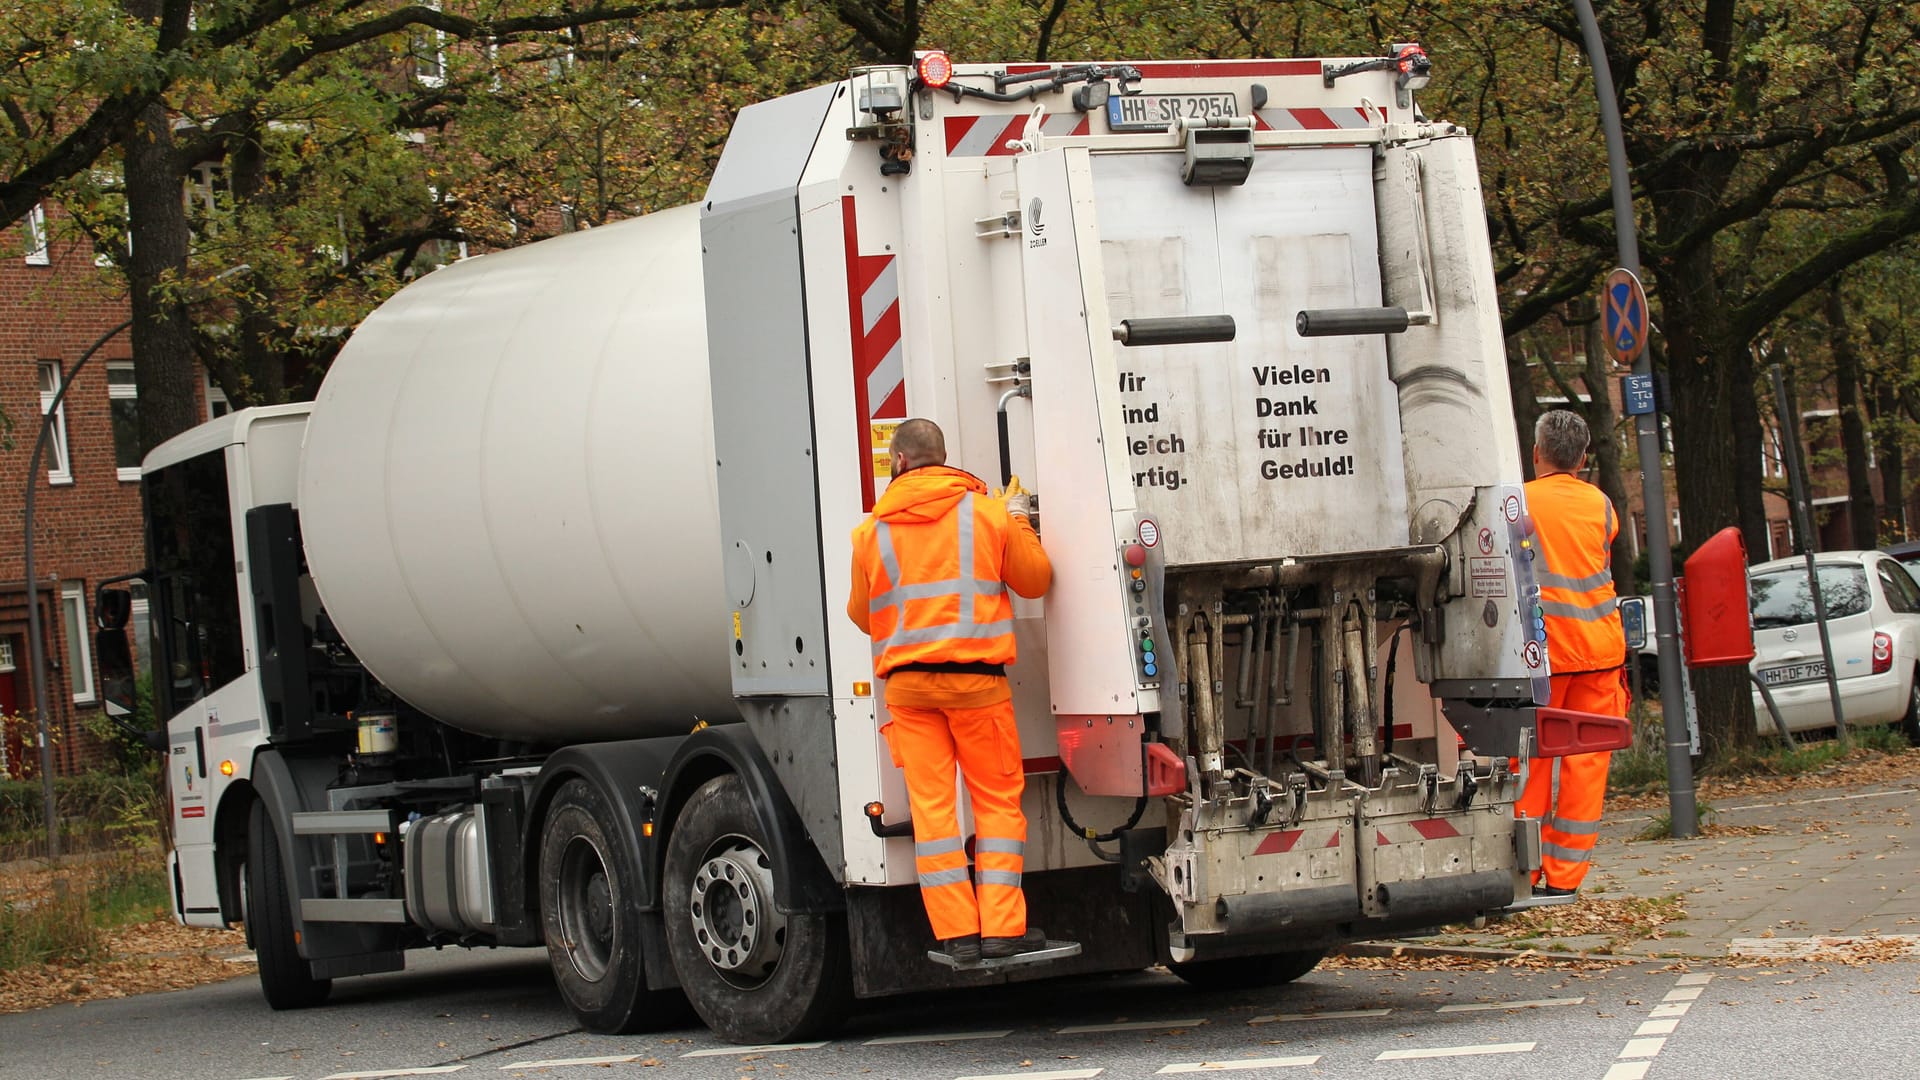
left=981, top=927, right=1047, bottom=958
left=943, top=934, right=982, bottom=964
left=1533, top=884, right=1577, bottom=898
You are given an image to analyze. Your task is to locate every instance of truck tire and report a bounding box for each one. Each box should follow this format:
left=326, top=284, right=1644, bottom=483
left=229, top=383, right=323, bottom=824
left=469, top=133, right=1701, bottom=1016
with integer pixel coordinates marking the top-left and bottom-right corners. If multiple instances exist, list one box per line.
left=247, top=799, right=332, bottom=1009
left=540, top=778, right=688, bottom=1034
left=663, top=774, right=852, bottom=1044
left=1169, top=947, right=1327, bottom=991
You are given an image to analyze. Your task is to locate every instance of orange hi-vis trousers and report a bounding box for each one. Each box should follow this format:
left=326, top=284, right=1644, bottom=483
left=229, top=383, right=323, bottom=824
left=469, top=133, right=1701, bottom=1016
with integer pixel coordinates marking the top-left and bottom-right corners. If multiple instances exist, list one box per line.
left=1518, top=668, right=1629, bottom=891
left=881, top=700, right=1028, bottom=941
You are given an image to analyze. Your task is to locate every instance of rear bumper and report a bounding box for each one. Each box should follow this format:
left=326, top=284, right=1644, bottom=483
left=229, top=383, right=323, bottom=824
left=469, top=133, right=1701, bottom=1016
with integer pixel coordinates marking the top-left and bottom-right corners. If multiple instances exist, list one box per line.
left=1752, top=668, right=1905, bottom=734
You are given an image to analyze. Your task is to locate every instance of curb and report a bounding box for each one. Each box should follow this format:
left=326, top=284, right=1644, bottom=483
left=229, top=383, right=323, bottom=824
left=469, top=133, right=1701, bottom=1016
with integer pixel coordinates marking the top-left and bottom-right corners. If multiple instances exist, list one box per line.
left=1334, top=940, right=1641, bottom=965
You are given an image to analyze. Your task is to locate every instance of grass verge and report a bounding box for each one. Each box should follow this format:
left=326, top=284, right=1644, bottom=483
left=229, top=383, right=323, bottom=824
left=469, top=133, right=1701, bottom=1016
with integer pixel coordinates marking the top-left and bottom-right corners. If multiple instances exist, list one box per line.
left=0, top=848, right=172, bottom=972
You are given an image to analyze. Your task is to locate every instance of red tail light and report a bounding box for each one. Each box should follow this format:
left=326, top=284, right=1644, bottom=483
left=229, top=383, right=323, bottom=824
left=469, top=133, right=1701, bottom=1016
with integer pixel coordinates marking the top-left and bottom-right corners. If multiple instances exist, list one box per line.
left=1872, top=631, right=1893, bottom=674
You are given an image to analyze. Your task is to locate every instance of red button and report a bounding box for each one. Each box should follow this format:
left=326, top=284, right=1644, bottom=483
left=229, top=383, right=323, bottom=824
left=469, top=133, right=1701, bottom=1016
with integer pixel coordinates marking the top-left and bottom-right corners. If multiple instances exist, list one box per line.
left=1124, top=543, right=1147, bottom=567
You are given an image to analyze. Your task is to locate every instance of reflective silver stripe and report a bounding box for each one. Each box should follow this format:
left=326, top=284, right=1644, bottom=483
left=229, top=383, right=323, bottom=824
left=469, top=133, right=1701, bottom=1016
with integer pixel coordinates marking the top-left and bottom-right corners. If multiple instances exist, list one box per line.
left=973, top=837, right=1026, bottom=856
left=957, top=493, right=977, bottom=628
left=1540, top=597, right=1619, bottom=621
left=871, top=577, right=1004, bottom=609
left=883, top=619, right=1015, bottom=648
left=1538, top=568, right=1615, bottom=592
left=1542, top=840, right=1593, bottom=863
left=977, top=870, right=1023, bottom=888
left=874, top=520, right=902, bottom=591
left=1604, top=498, right=1614, bottom=540
left=916, top=836, right=965, bottom=858
left=919, top=867, right=971, bottom=888
left=1548, top=817, right=1602, bottom=836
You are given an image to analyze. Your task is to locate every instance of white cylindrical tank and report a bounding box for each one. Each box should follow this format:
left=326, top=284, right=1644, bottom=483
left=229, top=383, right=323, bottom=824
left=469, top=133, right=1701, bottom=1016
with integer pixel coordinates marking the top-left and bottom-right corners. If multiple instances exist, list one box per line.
left=299, top=204, right=736, bottom=743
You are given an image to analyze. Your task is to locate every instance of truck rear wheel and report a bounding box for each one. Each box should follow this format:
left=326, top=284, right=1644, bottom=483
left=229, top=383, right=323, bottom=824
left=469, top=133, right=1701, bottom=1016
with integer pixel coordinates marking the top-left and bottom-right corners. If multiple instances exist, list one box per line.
left=663, top=774, right=851, bottom=1044
left=1169, top=947, right=1327, bottom=991
left=247, top=800, right=332, bottom=1009
left=540, top=778, right=688, bottom=1034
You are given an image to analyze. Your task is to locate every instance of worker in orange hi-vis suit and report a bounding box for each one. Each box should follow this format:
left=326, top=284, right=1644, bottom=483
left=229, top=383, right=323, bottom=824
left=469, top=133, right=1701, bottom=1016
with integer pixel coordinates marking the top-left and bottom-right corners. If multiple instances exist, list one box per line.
left=847, top=418, right=1053, bottom=965
left=1520, top=409, right=1629, bottom=898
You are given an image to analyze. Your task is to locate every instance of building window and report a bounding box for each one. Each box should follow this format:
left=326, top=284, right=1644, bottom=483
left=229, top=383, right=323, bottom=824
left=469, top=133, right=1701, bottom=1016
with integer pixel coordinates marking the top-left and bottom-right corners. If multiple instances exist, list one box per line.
left=206, top=371, right=230, bottom=419
left=1671, top=509, right=1683, bottom=546
left=108, top=361, right=141, bottom=481
left=22, top=203, right=50, bottom=265
left=412, top=1, right=446, bottom=86
left=36, top=361, right=73, bottom=485
left=62, top=583, right=95, bottom=704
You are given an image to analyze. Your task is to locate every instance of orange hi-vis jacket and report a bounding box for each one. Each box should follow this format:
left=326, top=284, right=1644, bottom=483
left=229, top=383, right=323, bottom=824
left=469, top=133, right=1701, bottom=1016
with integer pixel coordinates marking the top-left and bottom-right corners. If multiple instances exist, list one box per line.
left=1525, top=473, right=1626, bottom=675
left=849, top=466, right=1052, bottom=709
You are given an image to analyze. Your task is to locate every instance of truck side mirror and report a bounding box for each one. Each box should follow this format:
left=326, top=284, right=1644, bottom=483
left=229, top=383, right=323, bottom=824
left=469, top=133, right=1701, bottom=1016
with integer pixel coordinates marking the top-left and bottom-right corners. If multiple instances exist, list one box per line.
left=95, top=626, right=137, bottom=717
left=96, top=585, right=132, bottom=631
left=1618, top=596, right=1647, bottom=651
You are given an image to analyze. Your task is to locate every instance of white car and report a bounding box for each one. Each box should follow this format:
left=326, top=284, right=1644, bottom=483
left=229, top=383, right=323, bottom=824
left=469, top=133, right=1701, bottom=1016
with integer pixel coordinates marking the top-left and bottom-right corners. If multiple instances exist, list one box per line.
left=1748, top=550, right=1920, bottom=738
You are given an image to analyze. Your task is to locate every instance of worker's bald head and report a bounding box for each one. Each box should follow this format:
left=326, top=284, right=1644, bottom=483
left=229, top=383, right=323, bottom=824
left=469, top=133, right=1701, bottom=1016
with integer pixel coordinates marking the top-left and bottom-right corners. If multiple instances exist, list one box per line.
left=890, top=418, right=947, bottom=475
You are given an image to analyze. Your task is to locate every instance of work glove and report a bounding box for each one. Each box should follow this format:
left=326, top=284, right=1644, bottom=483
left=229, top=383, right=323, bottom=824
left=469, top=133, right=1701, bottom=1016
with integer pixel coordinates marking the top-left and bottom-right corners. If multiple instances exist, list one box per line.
left=1002, top=475, right=1033, bottom=519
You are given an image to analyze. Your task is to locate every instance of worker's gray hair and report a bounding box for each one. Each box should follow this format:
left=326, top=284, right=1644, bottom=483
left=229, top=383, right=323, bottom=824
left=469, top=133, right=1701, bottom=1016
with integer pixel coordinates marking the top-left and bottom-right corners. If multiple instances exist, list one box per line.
left=1534, top=409, right=1590, bottom=471
left=891, top=418, right=947, bottom=468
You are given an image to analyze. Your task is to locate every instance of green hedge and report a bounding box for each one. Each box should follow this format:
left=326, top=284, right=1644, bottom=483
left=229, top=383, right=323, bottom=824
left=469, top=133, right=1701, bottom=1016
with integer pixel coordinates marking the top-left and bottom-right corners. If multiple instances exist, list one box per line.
left=0, top=766, right=164, bottom=850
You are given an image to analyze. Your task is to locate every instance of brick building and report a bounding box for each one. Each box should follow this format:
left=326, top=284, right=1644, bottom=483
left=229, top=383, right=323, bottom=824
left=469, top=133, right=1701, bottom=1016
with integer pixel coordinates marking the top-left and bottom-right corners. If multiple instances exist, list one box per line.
left=0, top=201, right=223, bottom=779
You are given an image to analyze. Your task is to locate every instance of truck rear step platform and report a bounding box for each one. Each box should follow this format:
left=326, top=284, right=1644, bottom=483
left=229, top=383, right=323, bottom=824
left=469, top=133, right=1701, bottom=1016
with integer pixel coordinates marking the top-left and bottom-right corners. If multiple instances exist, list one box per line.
left=926, top=941, right=1083, bottom=970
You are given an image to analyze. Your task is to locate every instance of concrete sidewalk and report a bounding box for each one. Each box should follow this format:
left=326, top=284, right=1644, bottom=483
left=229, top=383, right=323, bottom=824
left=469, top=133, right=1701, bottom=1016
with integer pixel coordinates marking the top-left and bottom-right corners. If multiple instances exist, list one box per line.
left=1411, top=775, right=1920, bottom=961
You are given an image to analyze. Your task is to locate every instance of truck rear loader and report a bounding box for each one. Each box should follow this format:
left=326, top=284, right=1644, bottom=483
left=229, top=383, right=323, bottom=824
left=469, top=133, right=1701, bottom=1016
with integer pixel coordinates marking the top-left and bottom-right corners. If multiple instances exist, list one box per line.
left=98, top=47, right=1627, bottom=1045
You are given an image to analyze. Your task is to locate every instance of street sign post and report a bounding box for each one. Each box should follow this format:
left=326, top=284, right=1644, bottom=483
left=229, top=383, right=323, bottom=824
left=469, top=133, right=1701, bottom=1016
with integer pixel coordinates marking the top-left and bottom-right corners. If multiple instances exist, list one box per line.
left=1602, top=267, right=1649, bottom=366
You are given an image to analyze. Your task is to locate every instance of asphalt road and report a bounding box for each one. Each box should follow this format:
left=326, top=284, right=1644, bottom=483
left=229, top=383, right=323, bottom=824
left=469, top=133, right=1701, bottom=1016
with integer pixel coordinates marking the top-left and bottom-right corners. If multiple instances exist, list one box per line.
left=1, top=948, right=1915, bottom=1080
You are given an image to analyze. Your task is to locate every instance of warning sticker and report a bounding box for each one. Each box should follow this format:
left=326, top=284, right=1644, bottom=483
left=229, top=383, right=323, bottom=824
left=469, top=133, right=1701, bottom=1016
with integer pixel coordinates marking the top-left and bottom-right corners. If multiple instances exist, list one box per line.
left=1469, top=556, right=1509, bottom=598
left=1477, top=527, right=1495, bottom=555
left=1502, top=493, right=1522, bottom=523
left=1523, top=639, right=1544, bottom=669
left=870, top=420, right=902, bottom=480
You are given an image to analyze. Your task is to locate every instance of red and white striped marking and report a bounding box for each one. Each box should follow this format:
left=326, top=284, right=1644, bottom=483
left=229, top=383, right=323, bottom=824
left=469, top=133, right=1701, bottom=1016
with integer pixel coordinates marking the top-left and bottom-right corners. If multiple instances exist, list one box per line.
left=841, top=196, right=903, bottom=510
left=1373, top=817, right=1462, bottom=845
left=1251, top=825, right=1343, bottom=856
left=943, top=112, right=1091, bottom=156
left=1253, top=106, right=1384, bottom=131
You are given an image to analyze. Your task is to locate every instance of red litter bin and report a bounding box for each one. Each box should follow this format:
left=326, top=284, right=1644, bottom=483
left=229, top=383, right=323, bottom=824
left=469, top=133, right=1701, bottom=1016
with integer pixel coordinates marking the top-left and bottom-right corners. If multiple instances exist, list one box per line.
left=1680, top=526, right=1754, bottom=667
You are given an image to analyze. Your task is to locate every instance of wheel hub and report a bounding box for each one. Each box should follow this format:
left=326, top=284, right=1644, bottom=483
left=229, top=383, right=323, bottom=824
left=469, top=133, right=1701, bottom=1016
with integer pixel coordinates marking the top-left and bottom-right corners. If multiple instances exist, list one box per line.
left=557, top=835, right=616, bottom=983
left=688, top=837, right=786, bottom=984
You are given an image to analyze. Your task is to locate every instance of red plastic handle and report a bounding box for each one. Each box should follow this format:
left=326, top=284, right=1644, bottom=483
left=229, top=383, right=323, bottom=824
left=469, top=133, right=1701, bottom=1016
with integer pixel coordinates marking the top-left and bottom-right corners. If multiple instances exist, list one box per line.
left=1534, top=706, right=1633, bottom=756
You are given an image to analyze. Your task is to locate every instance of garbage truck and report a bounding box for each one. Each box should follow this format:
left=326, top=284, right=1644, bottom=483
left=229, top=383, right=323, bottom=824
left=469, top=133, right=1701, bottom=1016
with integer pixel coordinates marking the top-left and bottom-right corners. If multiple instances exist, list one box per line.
left=96, top=46, right=1628, bottom=1045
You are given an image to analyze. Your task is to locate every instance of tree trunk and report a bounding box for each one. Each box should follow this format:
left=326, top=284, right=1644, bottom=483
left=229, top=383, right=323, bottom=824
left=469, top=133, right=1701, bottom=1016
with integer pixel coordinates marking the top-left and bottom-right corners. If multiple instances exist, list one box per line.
left=1581, top=315, right=1635, bottom=592
left=1507, top=342, right=1542, bottom=474
left=1652, top=243, right=1757, bottom=756
left=226, top=121, right=285, bottom=405
left=1872, top=380, right=1908, bottom=540
left=1826, top=286, right=1877, bottom=548
left=123, top=97, right=201, bottom=454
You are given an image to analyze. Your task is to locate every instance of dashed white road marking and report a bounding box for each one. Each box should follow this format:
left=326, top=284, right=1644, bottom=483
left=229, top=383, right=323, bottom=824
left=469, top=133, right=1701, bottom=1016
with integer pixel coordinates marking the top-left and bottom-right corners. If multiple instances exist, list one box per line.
left=1057, top=1019, right=1207, bottom=1034
left=956, top=1070, right=1102, bottom=1080
left=864, top=1029, right=1012, bottom=1045
left=1620, top=1037, right=1667, bottom=1058
left=1375, top=1042, right=1534, bottom=1061
left=1248, top=1008, right=1392, bottom=1025
left=500, top=1055, right=641, bottom=1069
left=1436, top=996, right=1584, bottom=1013
left=1635, top=1018, right=1680, bottom=1036
left=679, top=1041, right=828, bottom=1058
left=322, top=1060, right=468, bottom=1068
left=956, top=1060, right=1105, bottom=1068
left=1157, top=1056, right=1320, bottom=1073
left=1606, top=972, right=1712, bottom=1078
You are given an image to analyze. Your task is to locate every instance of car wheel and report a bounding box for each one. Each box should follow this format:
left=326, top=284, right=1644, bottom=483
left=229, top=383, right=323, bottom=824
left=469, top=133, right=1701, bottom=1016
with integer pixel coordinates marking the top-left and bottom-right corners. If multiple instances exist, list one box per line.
left=663, top=775, right=851, bottom=1044
left=1901, top=672, right=1920, bottom=746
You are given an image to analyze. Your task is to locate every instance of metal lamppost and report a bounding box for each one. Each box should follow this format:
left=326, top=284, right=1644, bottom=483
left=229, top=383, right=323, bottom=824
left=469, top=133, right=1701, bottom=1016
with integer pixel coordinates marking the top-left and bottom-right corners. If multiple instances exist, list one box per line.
left=1570, top=0, right=1698, bottom=837
left=24, top=317, right=133, bottom=857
